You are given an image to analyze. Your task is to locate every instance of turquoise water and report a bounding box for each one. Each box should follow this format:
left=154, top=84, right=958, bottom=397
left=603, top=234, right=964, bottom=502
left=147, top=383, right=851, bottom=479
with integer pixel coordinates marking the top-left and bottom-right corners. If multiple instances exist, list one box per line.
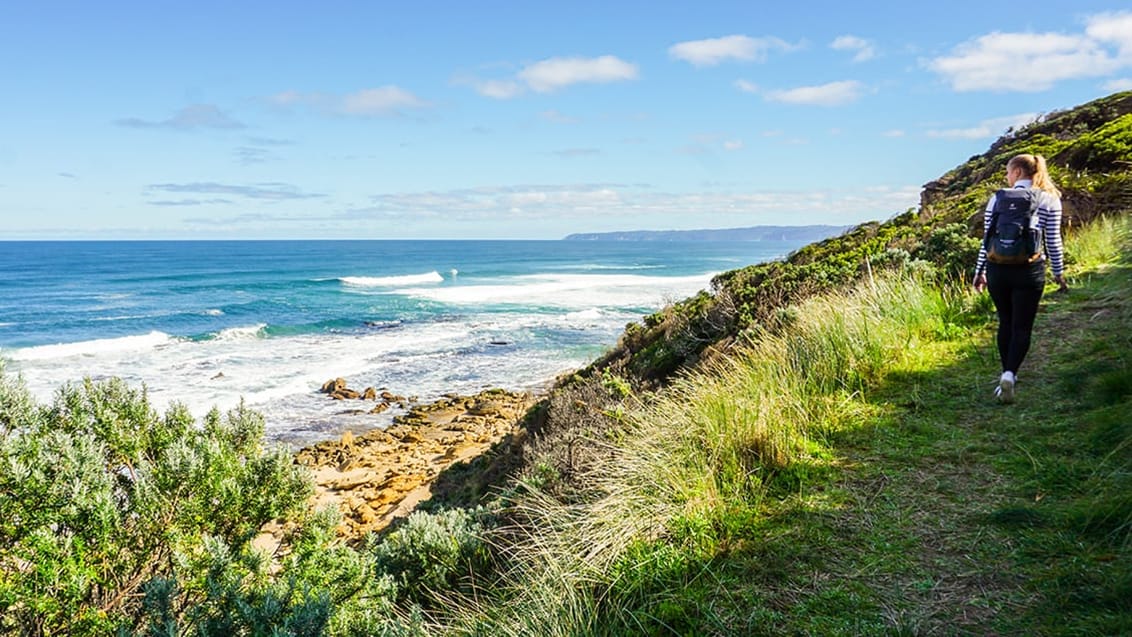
left=0, top=240, right=802, bottom=442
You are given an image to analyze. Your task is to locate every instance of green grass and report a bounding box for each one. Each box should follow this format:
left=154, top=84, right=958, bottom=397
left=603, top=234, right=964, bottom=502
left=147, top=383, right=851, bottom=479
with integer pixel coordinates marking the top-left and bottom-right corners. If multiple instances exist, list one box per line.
left=439, top=214, right=1132, bottom=636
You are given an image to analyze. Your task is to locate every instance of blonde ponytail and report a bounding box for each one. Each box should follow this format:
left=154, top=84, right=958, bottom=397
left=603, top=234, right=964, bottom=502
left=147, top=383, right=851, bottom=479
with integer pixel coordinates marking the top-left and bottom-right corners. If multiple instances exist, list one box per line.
left=1008, top=153, right=1061, bottom=198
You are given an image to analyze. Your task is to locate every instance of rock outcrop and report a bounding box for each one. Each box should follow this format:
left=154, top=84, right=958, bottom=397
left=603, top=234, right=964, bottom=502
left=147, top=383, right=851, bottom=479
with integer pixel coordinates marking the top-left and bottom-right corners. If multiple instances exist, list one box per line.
left=294, top=388, right=534, bottom=540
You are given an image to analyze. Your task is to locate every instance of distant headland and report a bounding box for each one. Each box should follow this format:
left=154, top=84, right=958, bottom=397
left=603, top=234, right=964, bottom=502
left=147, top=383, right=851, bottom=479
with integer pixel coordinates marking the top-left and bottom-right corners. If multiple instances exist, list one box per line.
left=562, top=225, right=849, bottom=242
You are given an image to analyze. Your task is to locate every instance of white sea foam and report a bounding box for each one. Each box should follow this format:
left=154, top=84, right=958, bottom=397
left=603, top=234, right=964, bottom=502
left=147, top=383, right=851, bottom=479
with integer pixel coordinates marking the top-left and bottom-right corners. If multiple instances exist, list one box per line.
left=3, top=281, right=681, bottom=444
left=202, top=309, right=225, bottom=316
left=395, top=272, right=714, bottom=308
left=564, top=308, right=603, bottom=321
left=7, top=331, right=175, bottom=361
left=551, top=263, right=666, bottom=271
left=340, top=271, right=444, bottom=287
left=211, top=324, right=267, bottom=341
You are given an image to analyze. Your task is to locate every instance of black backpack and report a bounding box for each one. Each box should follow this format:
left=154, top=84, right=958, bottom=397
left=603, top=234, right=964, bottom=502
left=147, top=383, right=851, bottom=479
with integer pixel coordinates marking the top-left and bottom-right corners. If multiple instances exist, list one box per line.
left=985, top=188, right=1043, bottom=265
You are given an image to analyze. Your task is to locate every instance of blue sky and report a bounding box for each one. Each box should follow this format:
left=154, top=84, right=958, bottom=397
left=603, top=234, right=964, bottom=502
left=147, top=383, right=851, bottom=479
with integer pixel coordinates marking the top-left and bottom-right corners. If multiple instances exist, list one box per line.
left=2, top=1, right=1131, bottom=239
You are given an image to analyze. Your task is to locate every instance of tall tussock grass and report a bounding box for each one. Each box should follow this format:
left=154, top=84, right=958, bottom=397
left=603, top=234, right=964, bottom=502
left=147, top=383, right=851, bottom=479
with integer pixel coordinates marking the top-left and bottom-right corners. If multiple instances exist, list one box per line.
left=450, top=271, right=966, bottom=634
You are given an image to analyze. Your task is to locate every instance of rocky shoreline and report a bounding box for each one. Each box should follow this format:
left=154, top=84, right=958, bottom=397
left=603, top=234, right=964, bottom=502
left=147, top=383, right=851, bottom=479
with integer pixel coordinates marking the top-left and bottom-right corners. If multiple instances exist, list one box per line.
left=292, top=380, right=536, bottom=539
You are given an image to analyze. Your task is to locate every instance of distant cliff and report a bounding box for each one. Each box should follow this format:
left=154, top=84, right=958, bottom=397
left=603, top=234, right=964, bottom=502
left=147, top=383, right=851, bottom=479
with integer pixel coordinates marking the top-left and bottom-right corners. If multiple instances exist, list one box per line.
left=562, top=225, right=849, bottom=242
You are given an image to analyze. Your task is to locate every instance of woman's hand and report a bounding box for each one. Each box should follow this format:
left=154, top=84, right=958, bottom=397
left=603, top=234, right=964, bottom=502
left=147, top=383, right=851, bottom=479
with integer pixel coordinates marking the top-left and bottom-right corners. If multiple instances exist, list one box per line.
left=1054, top=274, right=1068, bottom=293
left=973, top=273, right=987, bottom=293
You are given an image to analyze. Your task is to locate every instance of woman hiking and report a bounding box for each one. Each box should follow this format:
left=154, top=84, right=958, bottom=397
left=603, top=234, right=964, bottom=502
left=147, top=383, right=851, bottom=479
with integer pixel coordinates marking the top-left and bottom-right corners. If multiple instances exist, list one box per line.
left=972, top=153, right=1067, bottom=404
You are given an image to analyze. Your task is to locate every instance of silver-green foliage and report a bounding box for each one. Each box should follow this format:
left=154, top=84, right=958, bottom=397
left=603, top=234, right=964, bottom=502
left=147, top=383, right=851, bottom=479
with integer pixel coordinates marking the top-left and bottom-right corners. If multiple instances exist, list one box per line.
left=0, top=374, right=320, bottom=635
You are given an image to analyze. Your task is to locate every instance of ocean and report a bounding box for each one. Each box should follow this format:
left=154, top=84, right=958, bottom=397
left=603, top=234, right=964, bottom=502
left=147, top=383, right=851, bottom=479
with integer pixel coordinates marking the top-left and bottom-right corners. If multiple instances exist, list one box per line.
left=0, top=240, right=803, bottom=444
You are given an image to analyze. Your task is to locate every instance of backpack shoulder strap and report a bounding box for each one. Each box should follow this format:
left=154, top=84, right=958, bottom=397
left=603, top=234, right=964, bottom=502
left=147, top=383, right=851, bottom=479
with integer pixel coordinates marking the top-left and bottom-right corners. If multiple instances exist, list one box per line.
left=983, top=190, right=1005, bottom=247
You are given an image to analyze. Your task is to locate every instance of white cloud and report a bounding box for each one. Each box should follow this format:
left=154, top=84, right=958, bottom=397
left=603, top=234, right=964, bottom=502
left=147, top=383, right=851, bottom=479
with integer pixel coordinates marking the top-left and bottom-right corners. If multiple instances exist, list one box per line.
left=1086, top=11, right=1132, bottom=58
left=926, top=112, right=1039, bottom=139
left=340, top=87, right=430, bottom=116
left=669, top=34, right=796, bottom=67
left=882, top=129, right=906, bottom=138
left=351, top=183, right=919, bottom=223
left=1104, top=77, right=1132, bottom=91
left=517, top=55, right=638, bottom=92
left=474, top=79, right=525, bottom=99
left=927, top=12, right=1132, bottom=92
left=831, top=35, right=876, bottom=62
left=268, top=86, right=431, bottom=116
left=723, top=140, right=744, bottom=151
left=733, top=79, right=759, bottom=93
left=116, top=104, right=245, bottom=130
left=765, top=80, right=865, bottom=106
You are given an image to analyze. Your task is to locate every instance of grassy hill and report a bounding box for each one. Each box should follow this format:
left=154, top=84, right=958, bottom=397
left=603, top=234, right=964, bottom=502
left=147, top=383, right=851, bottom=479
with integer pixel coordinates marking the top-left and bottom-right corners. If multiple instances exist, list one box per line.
left=1, top=92, right=1130, bottom=635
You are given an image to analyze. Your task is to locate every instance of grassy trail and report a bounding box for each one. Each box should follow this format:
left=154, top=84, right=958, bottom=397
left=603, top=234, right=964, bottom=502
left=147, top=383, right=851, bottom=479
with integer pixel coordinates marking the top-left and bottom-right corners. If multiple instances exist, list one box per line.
left=772, top=248, right=1132, bottom=634
left=438, top=223, right=1130, bottom=637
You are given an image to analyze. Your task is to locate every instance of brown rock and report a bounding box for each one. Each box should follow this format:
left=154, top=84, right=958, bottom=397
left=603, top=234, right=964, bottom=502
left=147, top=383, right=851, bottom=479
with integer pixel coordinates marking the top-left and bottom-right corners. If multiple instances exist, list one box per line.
left=321, top=377, right=348, bottom=394
left=362, top=387, right=377, bottom=400
left=293, top=387, right=536, bottom=542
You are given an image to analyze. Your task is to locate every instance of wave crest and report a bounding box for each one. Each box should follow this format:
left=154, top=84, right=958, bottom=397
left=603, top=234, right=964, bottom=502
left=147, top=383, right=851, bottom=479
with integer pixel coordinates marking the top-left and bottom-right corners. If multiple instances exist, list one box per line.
left=340, top=271, right=444, bottom=287
left=211, top=324, right=268, bottom=341
left=6, top=331, right=174, bottom=361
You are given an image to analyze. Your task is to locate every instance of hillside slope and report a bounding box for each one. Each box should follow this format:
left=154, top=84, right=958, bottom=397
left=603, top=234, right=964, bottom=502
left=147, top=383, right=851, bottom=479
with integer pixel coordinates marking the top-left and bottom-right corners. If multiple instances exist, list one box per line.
left=415, top=90, right=1132, bottom=633
left=433, top=91, right=1132, bottom=510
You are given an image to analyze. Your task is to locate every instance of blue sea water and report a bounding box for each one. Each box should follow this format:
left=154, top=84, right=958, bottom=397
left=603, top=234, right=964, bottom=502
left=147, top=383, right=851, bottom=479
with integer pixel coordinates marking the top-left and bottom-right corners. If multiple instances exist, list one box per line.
left=0, top=240, right=803, bottom=443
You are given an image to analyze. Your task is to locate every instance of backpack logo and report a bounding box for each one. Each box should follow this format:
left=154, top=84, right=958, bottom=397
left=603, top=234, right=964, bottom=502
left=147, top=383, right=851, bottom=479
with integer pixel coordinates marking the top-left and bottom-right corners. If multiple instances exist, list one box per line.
left=985, top=188, right=1043, bottom=265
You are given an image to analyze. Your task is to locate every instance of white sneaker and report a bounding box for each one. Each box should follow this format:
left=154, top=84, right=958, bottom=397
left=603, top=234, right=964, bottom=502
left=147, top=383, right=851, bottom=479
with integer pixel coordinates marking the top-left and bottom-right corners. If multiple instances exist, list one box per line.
left=997, top=372, right=1015, bottom=404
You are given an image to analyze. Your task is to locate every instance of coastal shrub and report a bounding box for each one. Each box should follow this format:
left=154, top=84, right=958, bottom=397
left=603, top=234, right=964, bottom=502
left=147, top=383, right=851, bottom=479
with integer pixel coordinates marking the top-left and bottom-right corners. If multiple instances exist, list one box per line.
left=0, top=375, right=324, bottom=635
left=371, top=507, right=494, bottom=605
left=1057, top=114, right=1132, bottom=171
left=517, top=373, right=629, bottom=500
left=913, top=222, right=982, bottom=280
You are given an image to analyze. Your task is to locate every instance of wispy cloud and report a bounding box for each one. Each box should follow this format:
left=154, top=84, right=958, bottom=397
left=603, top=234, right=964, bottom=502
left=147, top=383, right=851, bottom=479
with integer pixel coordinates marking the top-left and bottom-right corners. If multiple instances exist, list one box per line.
left=668, top=34, right=797, bottom=67
left=471, top=79, right=525, bottom=99
left=926, top=112, right=1040, bottom=139
left=232, top=136, right=292, bottom=165
left=517, top=55, right=638, bottom=93
left=733, top=79, right=759, bottom=93
left=57, top=172, right=77, bottom=179
left=830, top=35, right=876, bottom=62
left=150, top=198, right=235, bottom=207
left=342, top=182, right=919, bottom=224
left=116, top=104, right=245, bottom=130
left=145, top=182, right=326, bottom=204
left=765, top=80, right=865, bottom=106
left=459, top=55, right=638, bottom=99
left=926, top=11, right=1132, bottom=92
left=233, top=147, right=276, bottom=165
left=268, top=86, right=431, bottom=117
left=181, top=212, right=333, bottom=227
left=882, top=129, right=906, bottom=138
left=1104, top=77, right=1132, bottom=91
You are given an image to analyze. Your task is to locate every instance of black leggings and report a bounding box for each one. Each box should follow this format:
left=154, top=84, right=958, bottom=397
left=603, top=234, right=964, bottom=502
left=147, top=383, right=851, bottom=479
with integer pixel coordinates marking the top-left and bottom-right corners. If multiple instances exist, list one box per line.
left=987, top=262, right=1046, bottom=374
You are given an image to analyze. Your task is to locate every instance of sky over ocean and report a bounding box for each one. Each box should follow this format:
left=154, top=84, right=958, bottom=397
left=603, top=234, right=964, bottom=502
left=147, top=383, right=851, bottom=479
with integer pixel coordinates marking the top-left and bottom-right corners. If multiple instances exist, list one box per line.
left=2, top=2, right=1131, bottom=240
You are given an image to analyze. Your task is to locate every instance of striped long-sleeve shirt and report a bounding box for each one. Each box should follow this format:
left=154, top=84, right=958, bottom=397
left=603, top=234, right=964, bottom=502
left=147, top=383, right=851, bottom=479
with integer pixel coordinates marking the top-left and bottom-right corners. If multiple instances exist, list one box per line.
left=974, top=179, right=1064, bottom=278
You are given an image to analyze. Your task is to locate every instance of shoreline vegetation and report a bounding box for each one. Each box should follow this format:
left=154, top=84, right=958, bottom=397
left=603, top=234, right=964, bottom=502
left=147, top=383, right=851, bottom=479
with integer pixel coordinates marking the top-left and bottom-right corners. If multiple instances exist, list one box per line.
left=2, top=91, right=1131, bottom=635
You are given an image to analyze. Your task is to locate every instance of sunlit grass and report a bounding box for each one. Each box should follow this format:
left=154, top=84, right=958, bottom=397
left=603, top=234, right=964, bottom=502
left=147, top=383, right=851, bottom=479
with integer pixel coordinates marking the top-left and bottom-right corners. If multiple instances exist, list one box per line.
left=442, top=214, right=1132, bottom=636
left=444, top=270, right=967, bottom=634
